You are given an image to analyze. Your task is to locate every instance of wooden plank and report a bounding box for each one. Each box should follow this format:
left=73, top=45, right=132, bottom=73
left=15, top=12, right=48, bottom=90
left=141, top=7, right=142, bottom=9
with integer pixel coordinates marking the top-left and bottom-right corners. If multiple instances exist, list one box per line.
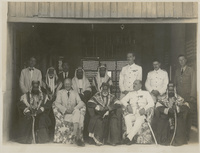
left=62, top=2, right=68, bottom=17
left=33, top=2, right=39, bottom=16
left=25, top=2, right=33, bottom=17
left=146, top=2, right=157, bottom=18
left=133, top=2, right=142, bottom=17
left=75, top=2, right=83, bottom=18
left=157, top=2, right=164, bottom=17
left=88, top=2, right=95, bottom=18
left=111, top=2, right=118, bottom=17
left=38, top=2, right=50, bottom=17
left=173, top=2, right=182, bottom=18
left=103, top=2, right=110, bottom=17
left=183, top=2, right=193, bottom=17
left=8, top=2, right=16, bottom=17
left=83, top=2, right=89, bottom=18
left=54, top=2, right=63, bottom=17
left=127, top=2, right=133, bottom=17
left=165, top=2, right=173, bottom=17
left=15, top=2, right=21, bottom=17
left=20, top=2, right=26, bottom=17
left=68, top=2, right=75, bottom=18
left=141, top=2, right=147, bottom=17
left=95, top=2, right=103, bottom=18
left=193, top=2, right=198, bottom=17
left=117, top=2, right=128, bottom=17
left=8, top=17, right=198, bottom=24
left=49, top=2, right=55, bottom=17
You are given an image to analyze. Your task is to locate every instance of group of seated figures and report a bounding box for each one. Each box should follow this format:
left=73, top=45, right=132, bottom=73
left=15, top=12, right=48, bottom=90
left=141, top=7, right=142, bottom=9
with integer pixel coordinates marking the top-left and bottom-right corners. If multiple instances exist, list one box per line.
left=17, top=52, right=196, bottom=146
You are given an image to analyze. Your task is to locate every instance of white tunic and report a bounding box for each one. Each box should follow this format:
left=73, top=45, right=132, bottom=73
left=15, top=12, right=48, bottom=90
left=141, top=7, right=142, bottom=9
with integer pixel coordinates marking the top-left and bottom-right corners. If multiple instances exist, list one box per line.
left=145, top=69, right=169, bottom=95
left=119, top=63, right=142, bottom=92
left=120, top=89, right=154, bottom=115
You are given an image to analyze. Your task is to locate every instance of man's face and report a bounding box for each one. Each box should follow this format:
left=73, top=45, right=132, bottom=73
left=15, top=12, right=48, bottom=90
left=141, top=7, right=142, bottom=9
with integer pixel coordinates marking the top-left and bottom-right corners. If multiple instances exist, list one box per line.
left=101, top=87, right=109, bottom=97
left=99, top=67, right=106, bottom=77
left=127, top=53, right=135, bottom=65
left=32, top=81, right=40, bottom=94
left=153, top=61, right=160, bottom=71
left=62, top=63, right=69, bottom=72
left=29, top=57, right=36, bottom=67
left=178, top=56, right=187, bottom=67
left=133, top=80, right=142, bottom=91
left=64, top=79, right=72, bottom=91
left=76, top=69, right=83, bottom=79
left=48, top=69, right=54, bottom=79
left=168, top=84, right=175, bottom=98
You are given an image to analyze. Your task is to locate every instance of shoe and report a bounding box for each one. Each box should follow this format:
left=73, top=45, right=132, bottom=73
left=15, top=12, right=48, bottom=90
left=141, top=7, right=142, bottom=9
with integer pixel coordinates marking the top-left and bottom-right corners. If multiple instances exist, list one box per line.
left=76, top=139, right=85, bottom=147
left=124, top=138, right=132, bottom=145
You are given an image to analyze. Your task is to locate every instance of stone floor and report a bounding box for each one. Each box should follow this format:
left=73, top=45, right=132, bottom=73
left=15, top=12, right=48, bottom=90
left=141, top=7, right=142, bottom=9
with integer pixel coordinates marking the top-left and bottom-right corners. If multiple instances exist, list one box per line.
left=1, top=126, right=199, bottom=153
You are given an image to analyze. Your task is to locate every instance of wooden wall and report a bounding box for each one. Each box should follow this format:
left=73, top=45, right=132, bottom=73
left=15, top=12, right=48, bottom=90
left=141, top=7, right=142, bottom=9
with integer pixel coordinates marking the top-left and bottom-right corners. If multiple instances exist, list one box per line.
left=8, top=2, right=198, bottom=19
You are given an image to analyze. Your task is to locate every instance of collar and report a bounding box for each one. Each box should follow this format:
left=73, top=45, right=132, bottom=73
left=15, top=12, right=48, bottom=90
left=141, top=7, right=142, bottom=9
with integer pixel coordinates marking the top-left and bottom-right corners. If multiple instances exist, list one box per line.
left=181, top=66, right=187, bottom=71
left=154, top=68, right=161, bottom=72
left=29, top=67, right=35, bottom=71
left=135, top=89, right=142, bottom=94
left=128, top=63, right=135, bottom=67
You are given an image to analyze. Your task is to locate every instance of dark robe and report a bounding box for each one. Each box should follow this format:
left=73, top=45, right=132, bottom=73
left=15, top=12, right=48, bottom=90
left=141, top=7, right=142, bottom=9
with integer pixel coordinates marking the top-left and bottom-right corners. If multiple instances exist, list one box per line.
left=17, top=92, right=51, bottom=144
left=152, top=95, right=190, bottom=146
left=87, top=92, right=123, bottom=145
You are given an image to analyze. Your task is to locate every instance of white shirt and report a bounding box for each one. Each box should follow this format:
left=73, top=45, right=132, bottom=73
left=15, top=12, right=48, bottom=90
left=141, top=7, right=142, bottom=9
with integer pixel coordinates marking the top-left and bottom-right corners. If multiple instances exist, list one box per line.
left=145, top=69, right=169, bottom=95
left=119, top=63, right=142, bottom=92
left=29, top=67, right=35, bottom=80
left=120, top=89, right=154, bottom=114
left=63, top=72, right=69, bottom=79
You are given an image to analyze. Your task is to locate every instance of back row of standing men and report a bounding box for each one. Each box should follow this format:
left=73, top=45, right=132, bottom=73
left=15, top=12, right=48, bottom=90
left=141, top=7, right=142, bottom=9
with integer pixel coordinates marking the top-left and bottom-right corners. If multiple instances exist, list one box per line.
left=18, top=52, right=196, bottom=146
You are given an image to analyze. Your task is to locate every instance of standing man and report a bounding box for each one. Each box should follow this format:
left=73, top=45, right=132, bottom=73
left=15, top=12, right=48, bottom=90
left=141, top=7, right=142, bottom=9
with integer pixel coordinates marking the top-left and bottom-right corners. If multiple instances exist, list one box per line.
left=19, top=57, right=42, bottom=94
left=119, top=52, right=142, bottom=98
left=92, top=64, right=112, bottom=94
left=174, top=55, right=196, bottom=140
left=145, top=59, right=169, bottom=103
left=56, top=61, right=72, bottom=92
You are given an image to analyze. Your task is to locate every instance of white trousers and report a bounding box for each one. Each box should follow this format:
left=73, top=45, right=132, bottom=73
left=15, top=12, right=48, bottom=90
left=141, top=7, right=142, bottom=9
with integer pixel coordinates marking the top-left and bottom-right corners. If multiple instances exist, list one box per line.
left=124, top=113, right=145, bottom=141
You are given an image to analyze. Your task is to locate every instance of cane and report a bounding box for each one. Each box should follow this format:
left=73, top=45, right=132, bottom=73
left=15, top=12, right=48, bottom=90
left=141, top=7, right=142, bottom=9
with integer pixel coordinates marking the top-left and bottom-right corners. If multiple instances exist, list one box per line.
left=170, top=110, right=177, bottom=146
left=144, top=115, right=158, bottom=145
left=32, top=115, right=36, bottom=144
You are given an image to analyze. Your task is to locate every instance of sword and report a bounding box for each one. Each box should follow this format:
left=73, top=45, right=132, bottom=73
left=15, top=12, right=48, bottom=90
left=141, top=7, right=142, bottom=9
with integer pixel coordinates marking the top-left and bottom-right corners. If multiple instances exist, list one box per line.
left=170, top=110, right=177, bottom=146
left=144, top=115, right=158, bottom=145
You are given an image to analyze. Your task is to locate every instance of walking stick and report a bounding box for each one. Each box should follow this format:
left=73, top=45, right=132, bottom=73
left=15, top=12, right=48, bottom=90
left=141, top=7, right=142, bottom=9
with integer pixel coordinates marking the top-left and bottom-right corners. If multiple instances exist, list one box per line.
left=170, top=110, right=177, bottom=146
left=144, top=115, right=158, bottom=145
left=32, top=115, right=36, bottom=144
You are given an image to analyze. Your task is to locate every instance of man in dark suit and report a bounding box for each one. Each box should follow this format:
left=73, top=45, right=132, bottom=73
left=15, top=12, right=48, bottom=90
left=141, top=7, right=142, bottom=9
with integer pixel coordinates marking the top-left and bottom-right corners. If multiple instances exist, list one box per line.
left=174, top=54, right=196, bottom=140
left=56, top=61, right=73, bottom=92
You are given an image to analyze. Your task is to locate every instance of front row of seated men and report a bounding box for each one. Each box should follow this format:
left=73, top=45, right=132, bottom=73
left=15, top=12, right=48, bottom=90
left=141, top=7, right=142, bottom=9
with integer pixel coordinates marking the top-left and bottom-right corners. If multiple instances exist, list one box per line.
left=17, top=77, right=189, bottom=146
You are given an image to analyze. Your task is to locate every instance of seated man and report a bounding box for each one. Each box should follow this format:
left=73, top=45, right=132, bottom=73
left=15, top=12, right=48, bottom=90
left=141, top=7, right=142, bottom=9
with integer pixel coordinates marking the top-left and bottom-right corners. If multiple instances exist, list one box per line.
left=116, top=80, right=154, bottom=145
left=42, top=67, right=58, bottom=141
left=17, top=81, right=51, bottom=144
left=92, top=64, right=112, bottom=94
left=72, top=66, right=92, bottom=142
left=53, top=78, right=85, bottom=146
left=88, top=83, right=123, bottom=146
left=152, top=82, right=190, bottom=146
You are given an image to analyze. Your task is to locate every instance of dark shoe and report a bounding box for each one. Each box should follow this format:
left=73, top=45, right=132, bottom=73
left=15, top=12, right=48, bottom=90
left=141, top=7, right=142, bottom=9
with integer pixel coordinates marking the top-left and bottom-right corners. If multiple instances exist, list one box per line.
left=76, top=139, right=85, bottom=147
left=124, top=138, right=132, bottom=145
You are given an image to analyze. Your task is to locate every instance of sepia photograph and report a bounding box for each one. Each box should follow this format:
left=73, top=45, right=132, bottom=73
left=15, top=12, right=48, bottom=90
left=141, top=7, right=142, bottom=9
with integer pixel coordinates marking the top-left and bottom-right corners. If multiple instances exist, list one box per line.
left=0, top=1, right=199, bottom=153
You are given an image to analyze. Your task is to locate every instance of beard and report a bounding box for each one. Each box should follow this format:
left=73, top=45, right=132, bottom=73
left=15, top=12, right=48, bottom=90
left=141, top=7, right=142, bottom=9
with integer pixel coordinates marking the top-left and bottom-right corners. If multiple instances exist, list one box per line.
left=31, top=89, right=40, bottom=95
left=168, top=92, right=175, bottom=98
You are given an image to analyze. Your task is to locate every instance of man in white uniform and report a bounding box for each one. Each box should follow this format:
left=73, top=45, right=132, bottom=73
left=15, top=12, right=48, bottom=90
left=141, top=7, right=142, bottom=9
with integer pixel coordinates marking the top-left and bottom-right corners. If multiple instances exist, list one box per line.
left=116, top=80, right=154, bottom=145
left=145, top=59, right=169, bottom=103
left=119, top=52, right=142, bottom=98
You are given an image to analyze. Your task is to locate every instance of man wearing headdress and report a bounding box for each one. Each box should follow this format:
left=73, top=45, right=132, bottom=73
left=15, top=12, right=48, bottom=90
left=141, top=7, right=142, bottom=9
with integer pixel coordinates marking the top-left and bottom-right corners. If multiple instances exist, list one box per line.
left=72, top=66, right=92, bottom=141
left=53, top=78, right=85, bottom=146
left=152, top=82, right=190, bottom=146
left=119, top=52, right=142, bottom=98
left=19, top=57, right=42, bottom=94
left=17, top=81, right=51, bottom=144
left=88, top=83, right=123, bottom=146
left=42, top=67, right=58, bottom=141
left=92, top=64, right=112, bottom=94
